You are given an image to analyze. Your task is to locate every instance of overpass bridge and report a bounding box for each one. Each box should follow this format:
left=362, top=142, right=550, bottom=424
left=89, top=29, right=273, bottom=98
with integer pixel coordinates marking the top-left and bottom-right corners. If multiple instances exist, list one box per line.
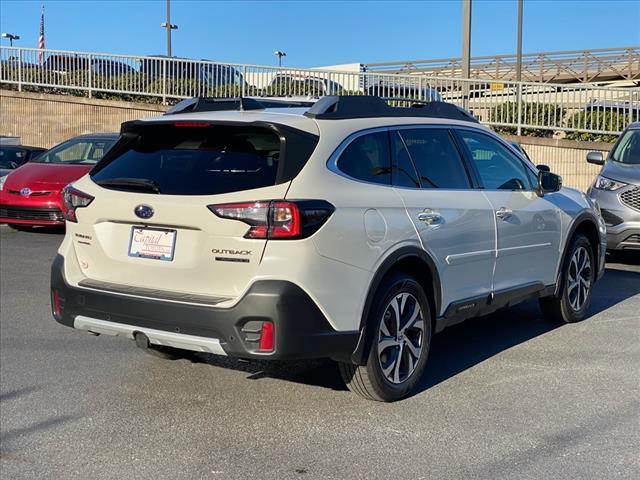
left=363, top=47, right=640, bottom=85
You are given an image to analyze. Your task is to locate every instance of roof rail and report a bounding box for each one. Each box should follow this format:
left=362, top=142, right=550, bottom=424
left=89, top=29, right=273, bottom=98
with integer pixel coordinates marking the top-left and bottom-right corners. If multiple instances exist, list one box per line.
left=164, top=96, right=316, bottom=115
left=303, top=96, right=478, bottom=122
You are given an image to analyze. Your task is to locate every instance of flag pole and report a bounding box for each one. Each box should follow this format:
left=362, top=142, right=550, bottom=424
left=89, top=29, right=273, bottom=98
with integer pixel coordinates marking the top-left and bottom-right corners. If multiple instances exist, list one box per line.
left=38, top=4, right=46, bottom=65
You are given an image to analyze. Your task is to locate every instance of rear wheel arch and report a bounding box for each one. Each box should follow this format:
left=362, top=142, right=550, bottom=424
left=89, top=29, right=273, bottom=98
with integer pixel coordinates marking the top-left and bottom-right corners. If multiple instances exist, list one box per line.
left=351, top=246, right=441, bottom=365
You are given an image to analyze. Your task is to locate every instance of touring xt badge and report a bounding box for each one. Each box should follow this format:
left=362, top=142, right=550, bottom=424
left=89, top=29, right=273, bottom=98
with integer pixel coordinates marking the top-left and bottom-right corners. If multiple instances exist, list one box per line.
left=212, top=249, right=252, bottom=263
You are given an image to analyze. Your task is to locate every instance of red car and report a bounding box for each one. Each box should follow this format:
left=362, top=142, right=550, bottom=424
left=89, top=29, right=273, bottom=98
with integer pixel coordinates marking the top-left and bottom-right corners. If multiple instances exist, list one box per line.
left=0, top=133, right=118, bottom=228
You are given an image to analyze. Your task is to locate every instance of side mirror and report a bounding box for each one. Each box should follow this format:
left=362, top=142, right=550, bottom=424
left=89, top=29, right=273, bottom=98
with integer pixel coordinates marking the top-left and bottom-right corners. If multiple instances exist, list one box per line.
left=536, top=164, right=551, bottom=172
left=538, top=171, right=562, bottom=195
left=586, top=151, right=605, bottom=165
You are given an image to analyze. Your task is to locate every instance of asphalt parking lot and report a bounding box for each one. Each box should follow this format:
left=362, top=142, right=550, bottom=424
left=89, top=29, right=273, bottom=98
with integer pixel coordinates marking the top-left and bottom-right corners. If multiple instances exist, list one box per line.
left=0, top=225, right=639, bottom=480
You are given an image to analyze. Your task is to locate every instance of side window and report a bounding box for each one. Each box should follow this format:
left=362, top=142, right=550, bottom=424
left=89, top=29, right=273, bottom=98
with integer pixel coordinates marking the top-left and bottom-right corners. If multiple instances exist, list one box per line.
left=41, top=141, right=90, bottom=163
left=337, top=131, right=391, bottom=185
left=87, top=141, right=112, bottom=161
left=458, top=130, right=532, bottom=190
left=398, top=128, right=470, bottom=189
left=390, top=131, right=420, bottom=188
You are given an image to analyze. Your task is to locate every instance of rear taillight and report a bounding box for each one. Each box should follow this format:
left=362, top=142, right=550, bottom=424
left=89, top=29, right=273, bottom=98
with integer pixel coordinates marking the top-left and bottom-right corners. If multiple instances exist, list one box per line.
left=61, top=185, right=94, bottom=223
left=208, top=200, right=333, bottom=240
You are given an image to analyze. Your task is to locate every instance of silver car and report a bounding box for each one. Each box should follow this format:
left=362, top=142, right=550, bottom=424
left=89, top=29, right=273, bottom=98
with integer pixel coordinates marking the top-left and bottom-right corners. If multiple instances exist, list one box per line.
left=587, top=122, right=640, bottom=251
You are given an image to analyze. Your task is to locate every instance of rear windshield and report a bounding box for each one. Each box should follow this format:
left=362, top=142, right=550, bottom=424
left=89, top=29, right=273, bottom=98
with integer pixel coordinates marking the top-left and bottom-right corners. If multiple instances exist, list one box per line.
left=91, top=124, right=291, bottom=195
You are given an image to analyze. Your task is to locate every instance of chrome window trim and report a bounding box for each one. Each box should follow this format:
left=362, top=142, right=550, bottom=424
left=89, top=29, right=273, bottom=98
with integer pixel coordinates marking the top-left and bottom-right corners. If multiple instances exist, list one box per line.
left=326, top=126, right=392, bottom=187
left=326, top=123, right=489, bottom=190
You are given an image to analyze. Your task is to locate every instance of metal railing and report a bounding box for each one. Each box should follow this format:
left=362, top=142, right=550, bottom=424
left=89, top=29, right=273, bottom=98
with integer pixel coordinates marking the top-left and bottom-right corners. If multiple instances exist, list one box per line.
left=1, top=46, right=639, bottom=137
left=363, top=46, right=640, bottom=84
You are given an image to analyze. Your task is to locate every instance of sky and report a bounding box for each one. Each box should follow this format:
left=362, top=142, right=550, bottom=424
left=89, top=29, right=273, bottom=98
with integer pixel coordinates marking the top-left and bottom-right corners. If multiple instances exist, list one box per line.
left=0, top=0, right=638, bottom=67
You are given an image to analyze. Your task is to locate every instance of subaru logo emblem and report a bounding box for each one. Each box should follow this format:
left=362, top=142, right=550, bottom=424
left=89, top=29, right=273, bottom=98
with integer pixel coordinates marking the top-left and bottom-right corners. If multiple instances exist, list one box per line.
left=134, top=204, right=154, bottom=219
left=20, top=187, right=31, bottom=197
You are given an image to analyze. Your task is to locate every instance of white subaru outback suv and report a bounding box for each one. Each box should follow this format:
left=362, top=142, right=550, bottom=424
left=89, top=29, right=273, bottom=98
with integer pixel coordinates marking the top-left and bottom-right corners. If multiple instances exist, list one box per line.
left=51, top=96, right=606, bottom=401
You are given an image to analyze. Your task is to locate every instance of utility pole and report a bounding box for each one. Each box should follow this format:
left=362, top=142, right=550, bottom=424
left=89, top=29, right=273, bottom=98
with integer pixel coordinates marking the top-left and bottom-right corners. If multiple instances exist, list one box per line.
left=160, top=0, right=178, bottom=57
left=461, top=0, right=472, bottom=109
left=516, top=0, right=523, bottom=135
left=516, top=0, right=523, bottom=82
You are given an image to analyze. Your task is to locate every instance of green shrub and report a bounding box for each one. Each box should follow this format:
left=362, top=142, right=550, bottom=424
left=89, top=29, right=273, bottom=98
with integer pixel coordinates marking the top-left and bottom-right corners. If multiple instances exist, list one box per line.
left=564, top=110, right=629, bottom=143
left=489, top=102, right=565, bottom=138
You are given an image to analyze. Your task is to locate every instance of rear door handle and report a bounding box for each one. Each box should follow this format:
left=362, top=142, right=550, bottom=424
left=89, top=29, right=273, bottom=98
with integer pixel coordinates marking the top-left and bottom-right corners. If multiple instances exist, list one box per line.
left=495, top=207, right=513, bottom=220
left=417, top=209, right=442, bottom=225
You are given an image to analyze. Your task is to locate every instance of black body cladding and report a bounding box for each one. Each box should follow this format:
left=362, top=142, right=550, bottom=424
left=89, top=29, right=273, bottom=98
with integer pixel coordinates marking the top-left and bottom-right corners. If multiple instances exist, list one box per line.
left=51, top=256, right=358, bottom=362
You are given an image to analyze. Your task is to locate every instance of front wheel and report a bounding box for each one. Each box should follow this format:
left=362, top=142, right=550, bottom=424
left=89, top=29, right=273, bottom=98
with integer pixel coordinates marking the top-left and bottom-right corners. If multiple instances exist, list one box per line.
left=539, top=233, right=595, bottom=323
left=339, top=273, right=432, bottom=402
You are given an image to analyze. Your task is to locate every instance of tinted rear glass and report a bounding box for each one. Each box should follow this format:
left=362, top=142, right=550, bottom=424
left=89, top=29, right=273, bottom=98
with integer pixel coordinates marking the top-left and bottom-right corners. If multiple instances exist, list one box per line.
left=337, top=132, right=391, bottom=185
left=91, top=125, right=284, bottom=195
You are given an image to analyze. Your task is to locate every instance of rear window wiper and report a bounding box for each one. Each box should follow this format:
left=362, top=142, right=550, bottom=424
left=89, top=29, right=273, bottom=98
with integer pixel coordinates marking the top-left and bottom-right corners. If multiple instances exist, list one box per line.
left=95, top=177, right=161, bottom=193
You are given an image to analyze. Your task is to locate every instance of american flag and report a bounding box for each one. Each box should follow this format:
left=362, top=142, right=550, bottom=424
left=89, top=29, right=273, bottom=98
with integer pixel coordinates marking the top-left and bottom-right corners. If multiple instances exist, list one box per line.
left=38, top=6, right=45, bottom=65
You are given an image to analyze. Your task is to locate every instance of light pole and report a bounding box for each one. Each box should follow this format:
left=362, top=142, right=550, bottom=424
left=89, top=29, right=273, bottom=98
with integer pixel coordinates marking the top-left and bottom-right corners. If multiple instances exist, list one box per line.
left=274, top=50, right=286, bottom=67
left=1, top=32, right=20, bottom=47
left=461, top=0, right=472, bottom=109
left=516, top=0, right=523, bottom=82
left=516, top=0, right=523, bottom=135
left=160, top=0, right=178, bottom=56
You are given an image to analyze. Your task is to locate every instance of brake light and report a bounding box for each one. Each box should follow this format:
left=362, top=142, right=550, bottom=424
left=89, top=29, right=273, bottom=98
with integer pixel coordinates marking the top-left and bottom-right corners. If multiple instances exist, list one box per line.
left=61, top=186, right=94, bottom=223
left=208, top=200, right=333, bottom=240
left=173, top=121, right=210, bottom=128
left=269, top=201, right=301, bottom=238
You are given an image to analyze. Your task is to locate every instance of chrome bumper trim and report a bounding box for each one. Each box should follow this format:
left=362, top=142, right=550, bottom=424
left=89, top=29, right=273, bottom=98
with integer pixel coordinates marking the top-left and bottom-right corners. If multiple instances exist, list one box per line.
left=73, top=316, right=227, bottom=356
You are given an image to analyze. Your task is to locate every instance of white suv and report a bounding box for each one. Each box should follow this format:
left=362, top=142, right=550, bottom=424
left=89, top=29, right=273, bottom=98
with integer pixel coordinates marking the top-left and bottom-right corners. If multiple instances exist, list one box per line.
left=51, top=96, right=606, bottom=401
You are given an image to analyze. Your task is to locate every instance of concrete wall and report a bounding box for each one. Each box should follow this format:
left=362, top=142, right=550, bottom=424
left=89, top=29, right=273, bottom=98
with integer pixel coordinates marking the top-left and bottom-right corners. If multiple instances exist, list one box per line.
left=0, top=89, right=613, bottom=191
left=0, top=89, right=167, bottom=148
left=503, top=135, right=612, bottom=191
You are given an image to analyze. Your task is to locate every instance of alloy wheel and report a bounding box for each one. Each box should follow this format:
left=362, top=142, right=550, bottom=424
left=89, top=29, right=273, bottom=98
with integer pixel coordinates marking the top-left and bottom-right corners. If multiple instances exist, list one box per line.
left=567, top=246, right=592, bottom=312
left=377, top=292, right=425, bottom=384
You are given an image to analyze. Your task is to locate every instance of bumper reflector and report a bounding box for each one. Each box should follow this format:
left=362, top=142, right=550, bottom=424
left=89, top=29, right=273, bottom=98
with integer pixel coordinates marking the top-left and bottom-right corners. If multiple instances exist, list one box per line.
left=258, top=321, right=275, bottom=352
left=52, top=289, right=63, bottom=319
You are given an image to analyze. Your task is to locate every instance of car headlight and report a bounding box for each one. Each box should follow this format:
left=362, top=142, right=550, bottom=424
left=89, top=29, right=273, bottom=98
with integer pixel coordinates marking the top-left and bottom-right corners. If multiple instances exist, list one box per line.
left=593, top=175, right=628, bottom=191
left=0, top=175, right=7, bottom=192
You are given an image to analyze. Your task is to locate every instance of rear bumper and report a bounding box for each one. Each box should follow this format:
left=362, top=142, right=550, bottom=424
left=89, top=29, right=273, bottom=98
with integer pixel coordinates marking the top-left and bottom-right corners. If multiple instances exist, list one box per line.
left=50, top=255, right=358, bottom=362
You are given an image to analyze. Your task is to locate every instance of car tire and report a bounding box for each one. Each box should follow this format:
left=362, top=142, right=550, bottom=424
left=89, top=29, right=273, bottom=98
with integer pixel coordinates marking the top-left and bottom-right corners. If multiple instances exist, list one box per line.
left=539, top=233, right=595, bottom=323
left=339, top=273, right=432, bottom=402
